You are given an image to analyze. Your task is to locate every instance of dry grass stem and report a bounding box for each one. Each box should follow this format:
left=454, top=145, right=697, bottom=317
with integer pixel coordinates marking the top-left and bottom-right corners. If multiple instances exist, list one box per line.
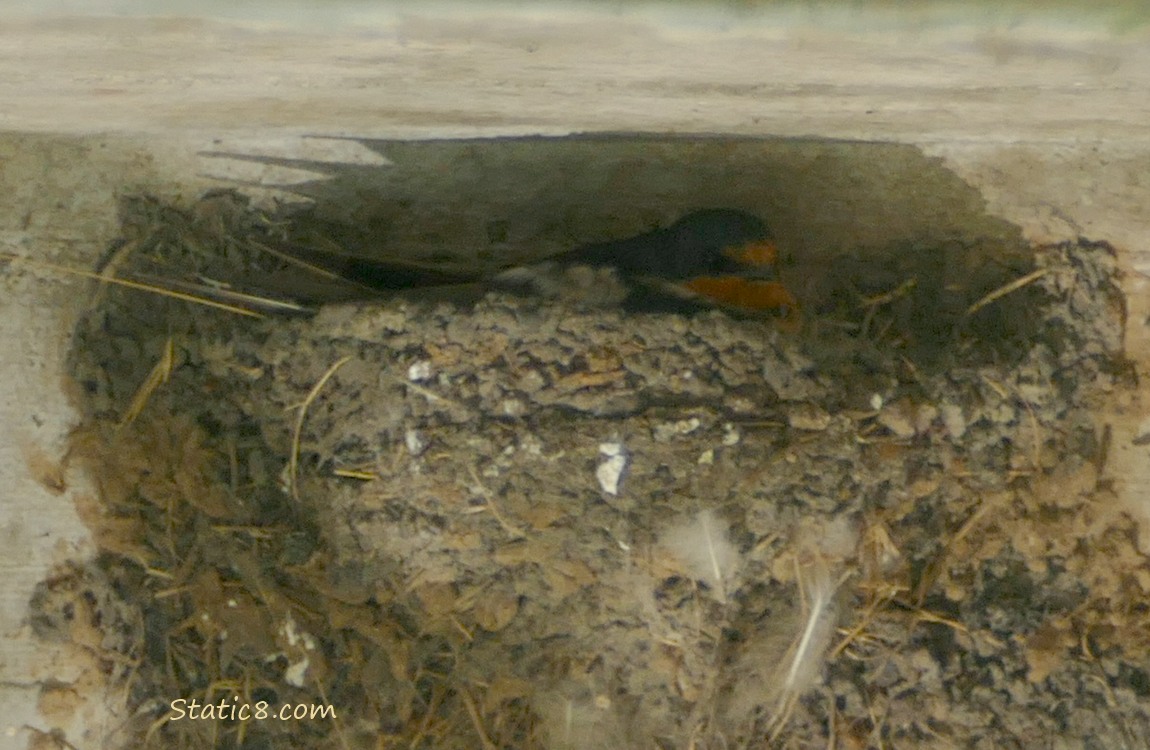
left=249, top=239, right=350, bottom=282
left=859, top=278, right=918, bottom=308
left=3, top=252, right=265, bottom=318
left=333, top=468, right=379, bottom=480
left=831, top=585, right=900, bottom=660
left=92, top=236, right=142, bottom=308
left=289, top=355, right=353, bottom=501
left=127, top=272, right=312, bottom=315
left=466, top=466, right=526, bottom=539
left=964, top=267, right=1049, bottom=316
left=121, top=337, right=175, bottom=425
left=460, top=688, right=498, bottom=750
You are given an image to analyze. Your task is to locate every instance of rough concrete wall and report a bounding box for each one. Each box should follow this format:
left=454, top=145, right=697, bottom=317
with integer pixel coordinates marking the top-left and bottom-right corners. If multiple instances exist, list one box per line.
left=0, top=135, right=218, bottom=748
left=2, top=5, right=1150, bottom=748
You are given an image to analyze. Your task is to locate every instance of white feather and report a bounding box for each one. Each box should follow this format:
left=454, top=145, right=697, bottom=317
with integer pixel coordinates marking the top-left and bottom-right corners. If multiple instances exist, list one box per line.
left=782, top=564, right=834, bottom=699
left=662, top=509, right=739, bottom=603
left=534, top=682, right=628, bottom=750
left=720, top=558, right=839, bottom=739
left=768, top=560, right=838, bottom=738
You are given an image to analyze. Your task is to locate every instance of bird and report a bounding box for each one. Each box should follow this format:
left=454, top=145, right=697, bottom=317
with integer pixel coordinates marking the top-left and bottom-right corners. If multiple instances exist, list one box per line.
left=172, top=208, right=799, bottom=325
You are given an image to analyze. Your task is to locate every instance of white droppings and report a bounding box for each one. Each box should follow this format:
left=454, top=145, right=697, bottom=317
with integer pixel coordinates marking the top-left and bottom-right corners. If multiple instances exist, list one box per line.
left=278, top=616, right=317, bottom=688
left=519, top=434, right=543, bottom=455
left=596, top=442, right=628, bottom=496
left=285, top=657, right=310, bottom=688
left=653, top=417, right=702, bottom=442
left=407, top=360, right=433, bottom=382
left=501, top=398, right=526, bottom=417
left=940, top=403, right=967, bottom=439
left=599, top=441, right=624, bottom=457
left=405, top=428, right=427, bottom=456
left=721, top=423, right=741, bottom=446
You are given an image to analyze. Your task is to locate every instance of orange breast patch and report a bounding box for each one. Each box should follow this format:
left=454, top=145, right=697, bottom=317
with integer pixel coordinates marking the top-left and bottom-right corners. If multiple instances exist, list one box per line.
left=722, top=240, right=778, bottom=268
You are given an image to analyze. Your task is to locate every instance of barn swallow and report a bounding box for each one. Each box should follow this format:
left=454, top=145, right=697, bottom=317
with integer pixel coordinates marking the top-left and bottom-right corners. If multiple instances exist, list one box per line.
left=179, top=208, right=799, bottom=324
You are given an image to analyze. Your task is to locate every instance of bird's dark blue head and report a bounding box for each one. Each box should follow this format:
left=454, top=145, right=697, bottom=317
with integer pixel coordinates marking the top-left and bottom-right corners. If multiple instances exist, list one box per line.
left=562, top=208, right=776, bottom=280
left=663, top=209, right=774, bottom=277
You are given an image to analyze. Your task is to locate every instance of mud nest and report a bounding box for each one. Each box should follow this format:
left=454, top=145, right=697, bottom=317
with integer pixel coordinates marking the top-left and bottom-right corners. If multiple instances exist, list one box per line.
left=43, top=191, right=1150, bottom=749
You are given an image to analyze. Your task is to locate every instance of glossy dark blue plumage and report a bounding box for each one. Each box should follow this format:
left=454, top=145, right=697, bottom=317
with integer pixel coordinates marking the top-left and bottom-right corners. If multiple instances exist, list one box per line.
left=557, top=209, right=774, bottom=280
